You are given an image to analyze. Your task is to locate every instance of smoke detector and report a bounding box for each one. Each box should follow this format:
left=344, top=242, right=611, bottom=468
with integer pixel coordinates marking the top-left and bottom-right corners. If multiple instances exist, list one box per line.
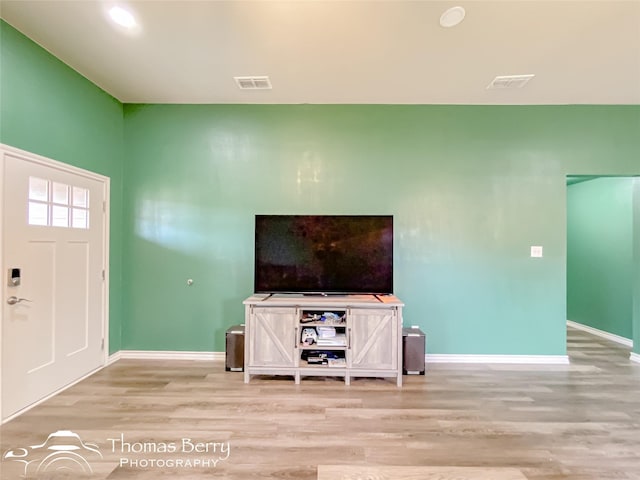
left=234, top=76, right=272, bottom=90
left=487, top=74, right=535, bottom=89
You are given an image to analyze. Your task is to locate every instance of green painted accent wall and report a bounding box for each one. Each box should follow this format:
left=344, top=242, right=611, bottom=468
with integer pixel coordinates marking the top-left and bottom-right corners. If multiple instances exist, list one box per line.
left=123, top=104, right=640, bottom=355
left=634, top=179, right=640, bottom=355
left=0, top=20, right=125, bottom=353
left=567, top=178, right=634, bottom=339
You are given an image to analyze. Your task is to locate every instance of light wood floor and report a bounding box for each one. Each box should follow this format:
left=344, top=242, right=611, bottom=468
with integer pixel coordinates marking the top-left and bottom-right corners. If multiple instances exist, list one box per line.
left=1, top=326, right=639, bottom=479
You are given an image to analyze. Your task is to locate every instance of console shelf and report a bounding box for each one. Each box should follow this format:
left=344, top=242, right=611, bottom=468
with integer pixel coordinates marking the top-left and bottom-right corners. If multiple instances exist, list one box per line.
left=243, top=294, right=404, bottom=386
left=299, top=345, right=346, bottom=350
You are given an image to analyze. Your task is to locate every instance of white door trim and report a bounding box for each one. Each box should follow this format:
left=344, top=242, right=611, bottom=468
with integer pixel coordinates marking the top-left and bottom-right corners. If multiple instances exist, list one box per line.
left=0, top=143, right=110, bottom=423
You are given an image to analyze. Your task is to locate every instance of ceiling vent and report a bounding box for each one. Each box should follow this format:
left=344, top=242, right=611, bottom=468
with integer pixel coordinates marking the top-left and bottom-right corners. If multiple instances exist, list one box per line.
left=487, top=74, right=535, bottom=89
left=234, top=76, right=272, bottom=90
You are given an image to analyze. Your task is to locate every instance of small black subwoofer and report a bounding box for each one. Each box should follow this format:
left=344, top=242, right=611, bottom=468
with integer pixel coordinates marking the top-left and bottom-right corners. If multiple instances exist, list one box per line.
left=402, top=327, right=425, bottom=375
left=225, top=325, right=245, bottom=372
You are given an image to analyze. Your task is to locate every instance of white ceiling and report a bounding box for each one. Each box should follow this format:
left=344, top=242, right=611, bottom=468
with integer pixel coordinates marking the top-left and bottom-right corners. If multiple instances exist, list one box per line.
left=1, top=0, right=639, bottom=105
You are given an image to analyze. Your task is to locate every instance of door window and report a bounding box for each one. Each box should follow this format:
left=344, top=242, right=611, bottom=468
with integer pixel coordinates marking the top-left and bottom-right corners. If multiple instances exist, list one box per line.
left=28, top=177, right=90, bottom=229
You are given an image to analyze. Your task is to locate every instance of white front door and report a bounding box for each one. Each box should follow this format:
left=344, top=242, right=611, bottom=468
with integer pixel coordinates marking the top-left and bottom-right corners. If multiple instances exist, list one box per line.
left=1, top=145, right=108, bottom=421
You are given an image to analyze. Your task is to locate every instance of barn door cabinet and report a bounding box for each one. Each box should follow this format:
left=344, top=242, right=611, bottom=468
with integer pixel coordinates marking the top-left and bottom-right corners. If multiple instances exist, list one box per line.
left=243, top=294, right=403, bottom=386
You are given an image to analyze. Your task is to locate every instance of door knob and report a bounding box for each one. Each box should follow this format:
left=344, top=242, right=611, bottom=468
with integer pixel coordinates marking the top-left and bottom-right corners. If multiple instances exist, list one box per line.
left=7, top=296, right=32, bottom=305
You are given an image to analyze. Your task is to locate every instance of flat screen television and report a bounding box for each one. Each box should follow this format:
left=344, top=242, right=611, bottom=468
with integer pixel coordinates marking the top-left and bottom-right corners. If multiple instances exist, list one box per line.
left=254, top=215, right=393, bottom=295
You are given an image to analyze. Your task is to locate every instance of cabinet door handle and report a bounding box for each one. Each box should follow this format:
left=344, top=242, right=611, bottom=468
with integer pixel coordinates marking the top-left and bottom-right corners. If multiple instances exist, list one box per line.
left=347, top=327, right=351, bottom=349
left=294, top=327, right=299, bottom=349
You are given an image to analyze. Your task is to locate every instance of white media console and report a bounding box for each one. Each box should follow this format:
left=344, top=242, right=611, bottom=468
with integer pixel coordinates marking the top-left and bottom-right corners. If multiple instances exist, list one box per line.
left=243, top=294, right=404, bottom=386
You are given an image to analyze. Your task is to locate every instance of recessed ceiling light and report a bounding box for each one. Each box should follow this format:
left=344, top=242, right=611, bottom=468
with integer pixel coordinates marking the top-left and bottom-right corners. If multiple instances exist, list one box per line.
left=440, top=6, right=466, bottom=28
left=109, top=6, right=137, bottom=29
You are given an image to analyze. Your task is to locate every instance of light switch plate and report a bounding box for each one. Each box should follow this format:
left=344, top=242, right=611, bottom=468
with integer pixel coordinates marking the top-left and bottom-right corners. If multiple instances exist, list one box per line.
left=530, top=246, right=543, bottom=258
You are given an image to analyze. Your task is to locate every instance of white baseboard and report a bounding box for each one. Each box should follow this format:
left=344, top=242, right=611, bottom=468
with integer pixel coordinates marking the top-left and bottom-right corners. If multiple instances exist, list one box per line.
left=107, top=351, right=122, bottom=365
left=426, top=354, right=570, bottom=365
left=111, top=351, right=570, bottom=366
left=115, top=350, right=225, bottom=361
left=567, top=320, right=633, bottom=347
left=631, top=352, right=640, bottom=364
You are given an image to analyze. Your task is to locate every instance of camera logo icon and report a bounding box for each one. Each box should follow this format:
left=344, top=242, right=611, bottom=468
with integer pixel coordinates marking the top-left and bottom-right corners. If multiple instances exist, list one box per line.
left=3, top=430, right=102, bottom=477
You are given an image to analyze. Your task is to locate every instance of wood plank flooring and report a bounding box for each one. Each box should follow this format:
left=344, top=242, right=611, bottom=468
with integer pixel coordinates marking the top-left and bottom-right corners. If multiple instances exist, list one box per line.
left=318, top=466, right=528, bottom=480
left=1, top=326, right=639, bottom=479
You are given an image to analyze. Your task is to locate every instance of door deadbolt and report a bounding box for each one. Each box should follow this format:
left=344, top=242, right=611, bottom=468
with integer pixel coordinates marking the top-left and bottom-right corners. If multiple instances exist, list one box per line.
left=7, top=268, right=20, bottom=287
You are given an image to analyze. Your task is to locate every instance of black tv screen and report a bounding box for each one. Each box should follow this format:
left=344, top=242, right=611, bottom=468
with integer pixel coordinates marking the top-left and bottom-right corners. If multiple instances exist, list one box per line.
left=254, top=215, right=393, bottom=294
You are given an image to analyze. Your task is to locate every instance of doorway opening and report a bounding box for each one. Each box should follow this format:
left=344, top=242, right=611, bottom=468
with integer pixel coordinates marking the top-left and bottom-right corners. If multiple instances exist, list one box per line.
left=566, top=175, right=639, bottom=361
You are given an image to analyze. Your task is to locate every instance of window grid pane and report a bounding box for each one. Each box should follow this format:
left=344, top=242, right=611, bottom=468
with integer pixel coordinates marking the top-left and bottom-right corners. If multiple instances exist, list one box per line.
left=72, top=208, right=89, bottom=229
left=52, top=182, right=70, bottom=205
left=29, top=177, right=48, bottom=201
left=52, top=205, right=69, bottom=227
left=72, top=187, right=89, bottom=208
left=28, top=201, right=49, bottom=226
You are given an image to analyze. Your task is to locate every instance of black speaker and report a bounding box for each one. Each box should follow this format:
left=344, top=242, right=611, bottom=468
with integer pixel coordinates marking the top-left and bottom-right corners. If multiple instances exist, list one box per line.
left=225, top=325, right=245, bottom=372
left=402, top=327, right=425, bottom=375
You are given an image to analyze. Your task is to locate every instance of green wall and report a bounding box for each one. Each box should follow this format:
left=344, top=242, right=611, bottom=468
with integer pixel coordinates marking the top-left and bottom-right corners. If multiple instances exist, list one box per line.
left=567, top=178, right=634, bottom=339
left=123, top=104, right=640, bottom=355
left=0, top=21, right=125, bottom=353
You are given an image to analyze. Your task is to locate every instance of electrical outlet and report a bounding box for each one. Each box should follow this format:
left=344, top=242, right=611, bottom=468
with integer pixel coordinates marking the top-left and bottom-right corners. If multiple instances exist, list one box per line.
left=530, top=246, right=543, bottom=258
